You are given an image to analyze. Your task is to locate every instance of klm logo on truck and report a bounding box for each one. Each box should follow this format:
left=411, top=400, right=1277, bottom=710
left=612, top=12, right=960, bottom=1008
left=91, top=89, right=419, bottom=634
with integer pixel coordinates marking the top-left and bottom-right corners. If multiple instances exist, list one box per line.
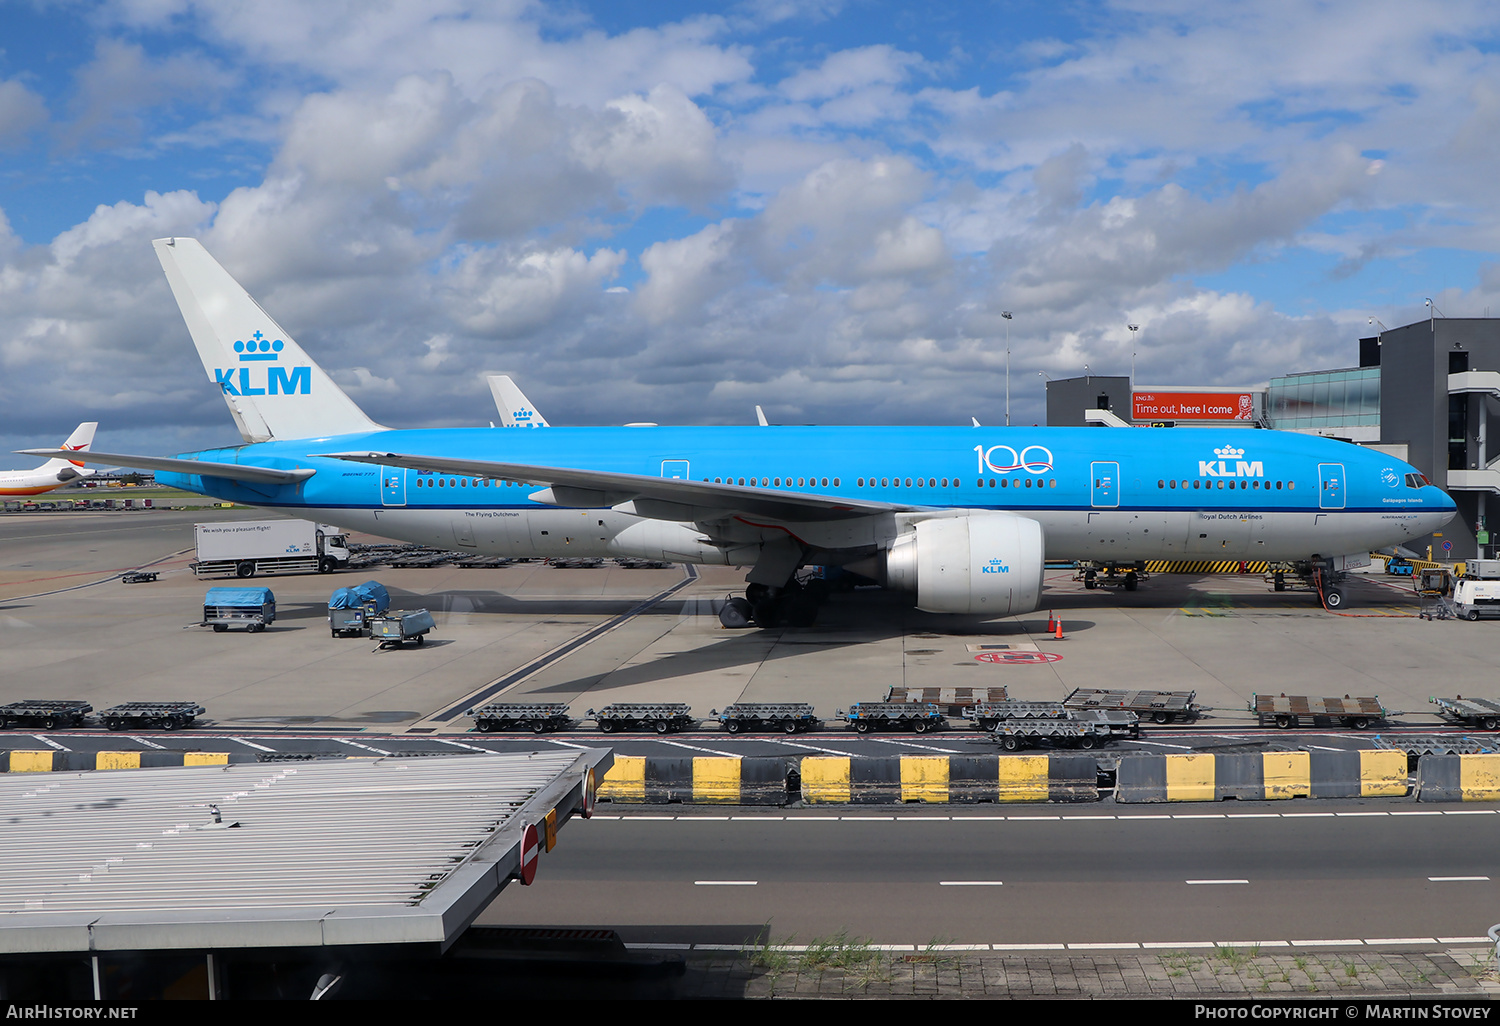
left=1199, top=445, right=1264, bottom=478
left=215, top=331, right=311, bottom=396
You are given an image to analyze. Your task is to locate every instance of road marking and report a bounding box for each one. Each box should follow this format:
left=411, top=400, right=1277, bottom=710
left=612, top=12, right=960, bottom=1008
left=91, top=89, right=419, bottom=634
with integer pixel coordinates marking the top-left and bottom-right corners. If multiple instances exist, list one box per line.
left=227, top=736, right=275, bottom=752
left=1068, top=942, right=1140, bottom=950
left=764, top=739, right=872, bottom=756
left=865, top=737, right=967, bottom=754
left=654, top=739, right=741, bottom=757
left=1365, top=937, right=1437, bottom=945
left=335, top=738, right=392, bottom=755
left=1187, top=879, right=1249, bottom=885
left=430, top=737, right=495, bottom=753
left=1442, top=809, right=1496, bottom=815
left=1142, top=942, right=1217, bottom=949
left=1218, top=940, right=1289, bottom=948
left=940, top=881, right=1003, bottom=886
left=30, top=735, right=67, bottom=751
left=992, top=943, right=1065, bottom=950
left=1429, top=876, right=1489, bottom=882
left=1129, top=739, right=1195, bottom=750
left=1290, top=939, right=1365, bottom=946
left=127, top=735, right=166, bottom=750
left=694, top=880, right=756, bottom=886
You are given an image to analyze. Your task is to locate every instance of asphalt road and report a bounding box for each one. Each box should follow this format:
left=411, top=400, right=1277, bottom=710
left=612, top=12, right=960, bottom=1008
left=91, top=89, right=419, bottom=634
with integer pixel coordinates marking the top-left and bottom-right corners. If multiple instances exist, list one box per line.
left=479, top=805, right=1500, bottom=949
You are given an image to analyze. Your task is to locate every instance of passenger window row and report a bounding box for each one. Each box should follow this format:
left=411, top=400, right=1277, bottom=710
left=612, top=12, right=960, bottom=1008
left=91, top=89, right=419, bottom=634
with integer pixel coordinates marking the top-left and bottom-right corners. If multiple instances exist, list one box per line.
left=1156, top=479, right=1295, bottom=490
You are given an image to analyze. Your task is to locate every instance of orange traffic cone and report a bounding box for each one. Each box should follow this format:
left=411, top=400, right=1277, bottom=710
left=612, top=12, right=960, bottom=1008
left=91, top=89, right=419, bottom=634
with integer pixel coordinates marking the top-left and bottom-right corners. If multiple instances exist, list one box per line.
left=1054, top=617, right=1064, bottom=640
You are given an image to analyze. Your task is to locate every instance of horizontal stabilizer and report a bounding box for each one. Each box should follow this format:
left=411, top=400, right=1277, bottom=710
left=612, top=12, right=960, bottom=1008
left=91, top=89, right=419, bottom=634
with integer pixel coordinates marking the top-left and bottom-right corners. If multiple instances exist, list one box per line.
left=17, top=449, right=315, bottom=486
left=317, top=451, right=908, bottom=523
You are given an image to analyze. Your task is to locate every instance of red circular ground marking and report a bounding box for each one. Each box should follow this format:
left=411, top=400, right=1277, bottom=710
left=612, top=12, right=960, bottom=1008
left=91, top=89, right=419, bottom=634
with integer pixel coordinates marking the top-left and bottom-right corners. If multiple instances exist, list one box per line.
left=974, top=651, right=1063, bottom=664
left=519, top=822, right=540, bottom=885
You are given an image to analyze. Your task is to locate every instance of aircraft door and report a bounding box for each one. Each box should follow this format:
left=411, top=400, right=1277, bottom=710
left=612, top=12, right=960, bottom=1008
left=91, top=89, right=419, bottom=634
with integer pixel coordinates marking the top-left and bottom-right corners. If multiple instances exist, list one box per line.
left=1091, top=462, right=1119, bottom=508
left=1318, top=463, right=1345, bottom=510
left=382, top=467, right=406, bottom=506
left=661, top=460, right=690, bottom=479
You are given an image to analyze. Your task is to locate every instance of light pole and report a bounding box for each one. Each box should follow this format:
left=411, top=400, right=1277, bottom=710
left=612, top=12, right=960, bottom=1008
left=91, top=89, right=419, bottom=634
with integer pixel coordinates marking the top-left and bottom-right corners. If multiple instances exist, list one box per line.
left=1128, top=323, right=1139, bottom=384
left=1001, top=311, right=1013, bottom=427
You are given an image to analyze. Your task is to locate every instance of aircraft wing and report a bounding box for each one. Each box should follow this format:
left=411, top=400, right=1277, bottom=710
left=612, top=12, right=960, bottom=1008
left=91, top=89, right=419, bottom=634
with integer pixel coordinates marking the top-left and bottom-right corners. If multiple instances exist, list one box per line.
left=17, top=449, right=316, bottom=486
left=318, top=451, right=912, bottom=522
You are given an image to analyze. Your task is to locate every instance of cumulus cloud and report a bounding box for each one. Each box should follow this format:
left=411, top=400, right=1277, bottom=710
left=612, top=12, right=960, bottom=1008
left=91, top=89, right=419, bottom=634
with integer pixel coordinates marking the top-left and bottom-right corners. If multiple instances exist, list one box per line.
left=0, top=80, right=47, bottom=148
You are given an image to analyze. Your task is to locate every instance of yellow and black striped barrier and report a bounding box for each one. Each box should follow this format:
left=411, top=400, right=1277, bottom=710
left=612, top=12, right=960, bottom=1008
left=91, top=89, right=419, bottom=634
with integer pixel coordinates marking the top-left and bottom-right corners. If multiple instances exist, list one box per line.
left=595, top=755, right=1100, bottom=804
left=1416, top=754, right=1500, bottom=801
left=595, top=756, right=791, bottom=804
left=0, top=751, right=240, bottom=772
left=1144, top=560, right=1271, bottom=574
left=1116, top=751, right=1407, bottom=802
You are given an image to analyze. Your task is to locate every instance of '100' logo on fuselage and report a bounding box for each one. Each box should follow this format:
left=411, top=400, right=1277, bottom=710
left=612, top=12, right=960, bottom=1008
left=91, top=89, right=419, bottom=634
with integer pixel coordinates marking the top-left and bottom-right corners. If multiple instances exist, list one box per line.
left=975, top=445, right=1054, bottom=474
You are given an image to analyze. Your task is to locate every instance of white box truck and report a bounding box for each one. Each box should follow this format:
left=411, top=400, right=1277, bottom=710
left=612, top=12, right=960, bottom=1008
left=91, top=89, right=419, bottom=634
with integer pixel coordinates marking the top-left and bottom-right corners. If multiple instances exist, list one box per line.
left=1454, top=559, right=1500, bottom=621
left=194, top=520, right=351, bottom=579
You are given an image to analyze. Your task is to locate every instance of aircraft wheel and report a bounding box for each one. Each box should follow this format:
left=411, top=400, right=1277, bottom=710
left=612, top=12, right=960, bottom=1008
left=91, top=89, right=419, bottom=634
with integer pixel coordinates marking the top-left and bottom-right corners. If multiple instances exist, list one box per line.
left=746, top=582, right=770, bottom=605
left=719, top=597, right=753, bottom=629
left=1083, top=574, right=1097, bottom=590
left=785, top=595, right=819, bottom=628
left=1273, top=573, right=1286, bottom=592
left=752, top=599, right=782, bottom=628
left=1123, top=572, right=1138, bottom=592
left=1323, top=587, right=1346, bottom=610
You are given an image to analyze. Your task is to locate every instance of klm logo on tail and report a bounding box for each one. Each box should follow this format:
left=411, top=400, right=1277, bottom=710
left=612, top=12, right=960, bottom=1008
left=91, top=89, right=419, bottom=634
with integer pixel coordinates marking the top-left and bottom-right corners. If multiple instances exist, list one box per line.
left=215, top=331, right=311, bottom=396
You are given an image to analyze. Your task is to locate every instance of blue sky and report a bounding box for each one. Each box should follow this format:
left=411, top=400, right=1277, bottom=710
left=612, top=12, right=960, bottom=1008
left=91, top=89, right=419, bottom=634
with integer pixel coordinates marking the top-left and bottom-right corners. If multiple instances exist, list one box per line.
left=3, top=0, right=1500, bottom=462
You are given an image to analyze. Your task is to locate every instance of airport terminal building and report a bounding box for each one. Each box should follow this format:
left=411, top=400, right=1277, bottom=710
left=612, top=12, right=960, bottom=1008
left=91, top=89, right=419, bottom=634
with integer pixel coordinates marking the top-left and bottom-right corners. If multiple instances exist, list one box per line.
left=1046, top=316, right=1500, bottom=559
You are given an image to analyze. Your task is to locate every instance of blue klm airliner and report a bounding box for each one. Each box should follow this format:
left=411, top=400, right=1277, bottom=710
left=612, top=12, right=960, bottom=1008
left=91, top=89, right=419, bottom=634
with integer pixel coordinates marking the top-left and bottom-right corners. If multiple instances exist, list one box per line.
left=24, top=238, right=1456, bottom=627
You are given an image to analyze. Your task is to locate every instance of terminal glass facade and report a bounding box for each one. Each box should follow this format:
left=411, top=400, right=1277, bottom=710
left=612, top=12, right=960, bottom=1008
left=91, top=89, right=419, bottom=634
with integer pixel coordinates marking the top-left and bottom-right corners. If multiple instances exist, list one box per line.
left=1265, top=367, right=1380, bottom=431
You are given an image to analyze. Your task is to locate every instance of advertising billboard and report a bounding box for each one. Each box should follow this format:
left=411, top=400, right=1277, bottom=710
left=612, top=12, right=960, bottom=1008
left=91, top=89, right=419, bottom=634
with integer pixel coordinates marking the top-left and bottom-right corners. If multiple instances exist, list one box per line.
left=1132, top=391, right=1255, bottom=421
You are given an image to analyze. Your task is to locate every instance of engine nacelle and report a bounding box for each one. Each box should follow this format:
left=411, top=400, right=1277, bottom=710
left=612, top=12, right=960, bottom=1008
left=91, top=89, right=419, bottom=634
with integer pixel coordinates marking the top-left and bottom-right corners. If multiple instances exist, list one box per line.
left=883, top=514, right=1045, bottom=615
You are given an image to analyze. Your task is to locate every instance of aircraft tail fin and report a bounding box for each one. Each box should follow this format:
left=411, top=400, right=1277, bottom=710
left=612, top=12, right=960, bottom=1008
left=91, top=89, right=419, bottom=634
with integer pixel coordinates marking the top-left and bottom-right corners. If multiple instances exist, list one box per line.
left=38, top=422, right=98, bottom=473
left=152, top=238, right=385, bottom=442
left=487, top=374, right=550, bottom=428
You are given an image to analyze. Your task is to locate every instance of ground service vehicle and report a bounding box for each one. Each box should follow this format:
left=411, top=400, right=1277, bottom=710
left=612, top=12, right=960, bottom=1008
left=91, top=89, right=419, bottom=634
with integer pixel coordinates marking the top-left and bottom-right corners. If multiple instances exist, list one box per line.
left=843, top=702, right=945, bottom=734
left=0, top=701, right=92, bottom=730
left=1430, top=696, right=1500, bottom=730
left=1251, top=693, right=1386, bottom=729
left=202, top=586, right=276, bottom=632
left=713, top=703, right=820, bottom=734
left=101, top=702, right=205, bottom=731
left=469, top=703, right=572, bottom=733
left=590, top=703, right=696, bottom=734
left=370, top=609, right=435, bottom=647
left=194, top=519, right=350, bottom=579
left=328, top=579, right=390, bottom=636
left=1453, top=559, right=1500, bottom=621
left=1063, top=688, right=1200, bottom=723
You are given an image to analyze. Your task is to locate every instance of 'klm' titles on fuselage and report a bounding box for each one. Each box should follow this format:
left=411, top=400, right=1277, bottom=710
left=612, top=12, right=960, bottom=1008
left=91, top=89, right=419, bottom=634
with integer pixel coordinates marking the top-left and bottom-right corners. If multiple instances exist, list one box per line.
left=1199, top=460, right=1264, bottom=478
left=214, top=366, right=312, bottom=396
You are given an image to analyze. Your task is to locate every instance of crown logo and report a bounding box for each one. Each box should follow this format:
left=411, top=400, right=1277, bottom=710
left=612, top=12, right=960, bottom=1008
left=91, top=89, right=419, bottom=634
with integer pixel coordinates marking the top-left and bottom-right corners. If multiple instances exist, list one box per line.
left=1213, top=446, right=1245, bottom=459
left=235, top=330, right=285, bottom=362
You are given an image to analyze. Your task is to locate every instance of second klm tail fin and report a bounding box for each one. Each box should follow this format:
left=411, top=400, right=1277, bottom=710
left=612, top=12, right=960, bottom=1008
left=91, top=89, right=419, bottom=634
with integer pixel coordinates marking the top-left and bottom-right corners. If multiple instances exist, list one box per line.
left=152, top=238, right=385, bottom=442
left=487, top=374, right=550, bottom=428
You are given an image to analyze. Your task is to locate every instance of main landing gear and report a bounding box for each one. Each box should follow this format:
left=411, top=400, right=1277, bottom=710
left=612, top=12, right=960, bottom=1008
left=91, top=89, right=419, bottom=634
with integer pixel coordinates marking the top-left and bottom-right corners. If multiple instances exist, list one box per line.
left=1268, top=557, right=1356, bottom=609
left=719, top=578, right=829, bottom=629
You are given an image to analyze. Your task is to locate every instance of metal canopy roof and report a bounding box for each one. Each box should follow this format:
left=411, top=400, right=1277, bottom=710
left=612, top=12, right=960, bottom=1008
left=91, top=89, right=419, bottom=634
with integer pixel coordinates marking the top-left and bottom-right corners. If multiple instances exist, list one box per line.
left=0, top=750, right=609, bottom=954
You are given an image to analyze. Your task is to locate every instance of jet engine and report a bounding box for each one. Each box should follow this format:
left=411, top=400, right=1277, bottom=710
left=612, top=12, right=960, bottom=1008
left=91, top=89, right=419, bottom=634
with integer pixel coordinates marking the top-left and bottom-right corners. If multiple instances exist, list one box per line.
left=876, top=513, right=1045, bottom=615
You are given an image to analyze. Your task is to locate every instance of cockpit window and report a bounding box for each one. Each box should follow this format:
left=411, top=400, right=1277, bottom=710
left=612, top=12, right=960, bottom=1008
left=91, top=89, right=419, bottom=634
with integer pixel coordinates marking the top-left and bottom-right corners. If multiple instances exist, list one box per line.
left=1405, top=473, right=1431, bottom=489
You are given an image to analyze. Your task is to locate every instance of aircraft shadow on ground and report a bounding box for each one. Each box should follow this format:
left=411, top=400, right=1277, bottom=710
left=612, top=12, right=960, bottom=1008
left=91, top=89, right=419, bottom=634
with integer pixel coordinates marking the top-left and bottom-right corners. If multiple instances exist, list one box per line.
left=529, top=590, right=1098, bottom=696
